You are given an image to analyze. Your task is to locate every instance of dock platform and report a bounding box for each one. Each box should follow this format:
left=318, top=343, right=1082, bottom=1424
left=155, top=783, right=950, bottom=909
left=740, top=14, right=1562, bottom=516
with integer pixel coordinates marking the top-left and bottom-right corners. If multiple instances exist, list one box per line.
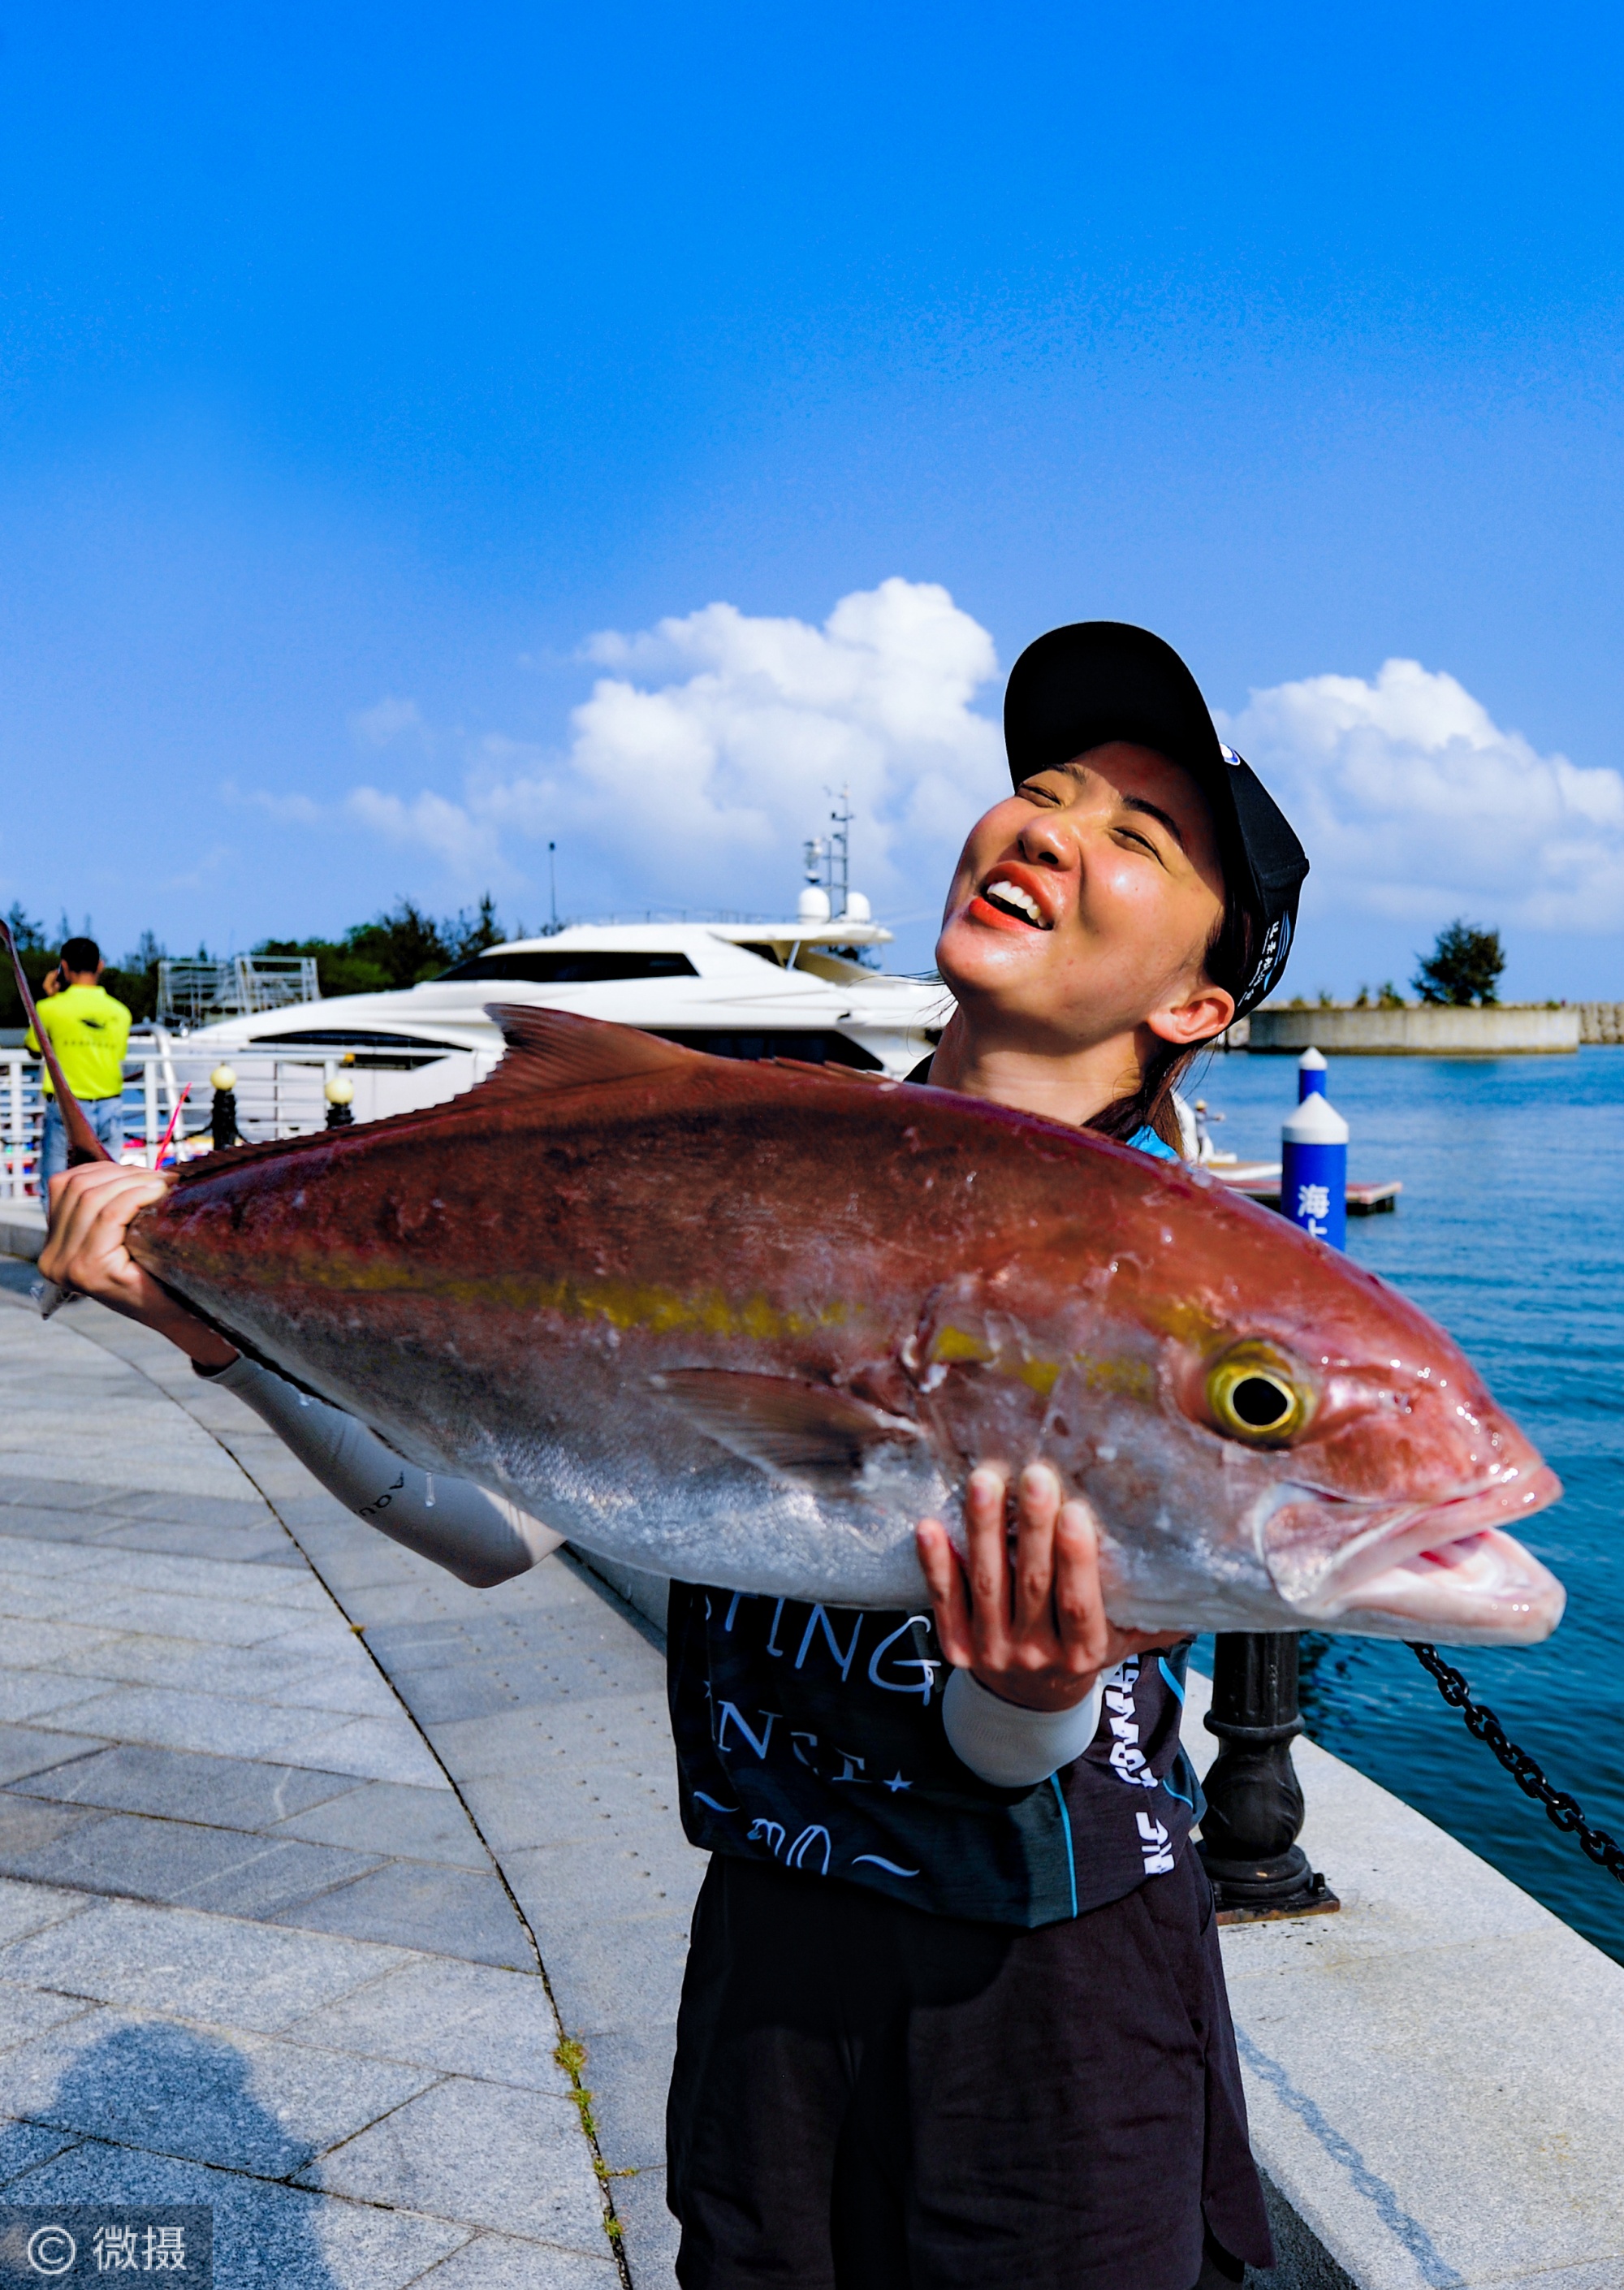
left=1212, top=1163, right=1403, bottom=1216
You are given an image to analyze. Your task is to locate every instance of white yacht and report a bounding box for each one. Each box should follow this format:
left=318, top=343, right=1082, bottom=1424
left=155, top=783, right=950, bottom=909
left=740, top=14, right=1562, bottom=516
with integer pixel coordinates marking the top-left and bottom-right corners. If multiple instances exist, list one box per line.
left=189, top=896, right=951, bottom=1130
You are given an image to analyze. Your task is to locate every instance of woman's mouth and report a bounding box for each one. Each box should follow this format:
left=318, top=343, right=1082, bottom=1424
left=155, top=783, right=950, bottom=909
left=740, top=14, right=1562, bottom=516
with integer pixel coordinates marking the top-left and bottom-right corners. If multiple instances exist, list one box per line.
left=970, top=874, right=1054, bottom=931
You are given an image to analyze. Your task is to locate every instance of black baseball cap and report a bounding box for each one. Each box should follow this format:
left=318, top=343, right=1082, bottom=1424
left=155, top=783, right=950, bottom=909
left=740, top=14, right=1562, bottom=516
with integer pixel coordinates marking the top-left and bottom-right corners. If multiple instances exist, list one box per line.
left=1003, top=621, right=1308, bottom=1018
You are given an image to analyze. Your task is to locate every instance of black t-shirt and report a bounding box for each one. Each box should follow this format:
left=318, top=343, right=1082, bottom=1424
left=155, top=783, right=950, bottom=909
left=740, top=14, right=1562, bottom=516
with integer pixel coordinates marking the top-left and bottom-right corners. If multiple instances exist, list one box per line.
left=665, top=1077, right=1202, bottom=1929
left=667, top=1586, right=1201, bottom=1928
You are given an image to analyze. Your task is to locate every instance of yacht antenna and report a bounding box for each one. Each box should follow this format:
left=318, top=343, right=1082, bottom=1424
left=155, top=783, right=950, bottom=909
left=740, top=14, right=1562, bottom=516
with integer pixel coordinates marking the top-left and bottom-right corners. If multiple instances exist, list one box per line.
left=829, top=786, right=851, bottom=918
left=801, top=785, right=853, bottom=917
left=548, top=841, right=559, bottom=935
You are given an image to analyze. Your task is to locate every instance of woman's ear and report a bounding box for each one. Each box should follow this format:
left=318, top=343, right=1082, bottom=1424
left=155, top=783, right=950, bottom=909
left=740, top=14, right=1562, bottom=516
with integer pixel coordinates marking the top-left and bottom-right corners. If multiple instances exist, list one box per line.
left=1145, top=981, right=1236, bottom=1049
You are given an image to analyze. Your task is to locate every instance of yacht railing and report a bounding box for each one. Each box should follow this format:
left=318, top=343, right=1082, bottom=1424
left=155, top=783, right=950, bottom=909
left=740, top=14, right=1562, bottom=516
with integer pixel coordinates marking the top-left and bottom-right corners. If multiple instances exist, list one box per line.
left=0, top=1037, right=494, bottom=1200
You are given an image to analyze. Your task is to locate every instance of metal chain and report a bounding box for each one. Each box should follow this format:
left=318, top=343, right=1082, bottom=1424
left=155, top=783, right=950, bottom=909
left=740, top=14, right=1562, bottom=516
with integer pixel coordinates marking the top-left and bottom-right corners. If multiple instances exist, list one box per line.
left=1409, top=1643, right=1624, bottom=1886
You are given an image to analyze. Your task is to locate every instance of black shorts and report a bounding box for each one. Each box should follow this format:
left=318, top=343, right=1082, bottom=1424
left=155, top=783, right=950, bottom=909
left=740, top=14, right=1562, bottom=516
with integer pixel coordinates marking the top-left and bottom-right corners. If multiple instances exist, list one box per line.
left=667, top=1851, right=1272, bottom=2290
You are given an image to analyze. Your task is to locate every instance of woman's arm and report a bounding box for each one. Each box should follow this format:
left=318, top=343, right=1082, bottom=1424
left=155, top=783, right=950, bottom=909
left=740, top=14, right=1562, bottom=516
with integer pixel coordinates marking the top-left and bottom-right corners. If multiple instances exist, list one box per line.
left=203, top=1353, right=561, bottom=1587
left=38, top=1162, right=561, bottom=1587
left=918, top=1463, right=1183, bottom=1787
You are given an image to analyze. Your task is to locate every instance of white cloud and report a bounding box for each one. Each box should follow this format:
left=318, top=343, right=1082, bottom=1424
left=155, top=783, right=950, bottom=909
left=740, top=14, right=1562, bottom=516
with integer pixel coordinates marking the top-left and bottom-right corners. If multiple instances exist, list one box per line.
left=222, top=782, right=325, bottom=827
left=317, top=606, right=1624, bottom=952
left=336, top=578, right=1004, bottom=911
left=1220, top=659, right=1624, bottom=933
left=344, top=787, right=512, bottom=881
left=158, top=841, right=235, bottom=893
left=349, top=695, right=431, bottom=752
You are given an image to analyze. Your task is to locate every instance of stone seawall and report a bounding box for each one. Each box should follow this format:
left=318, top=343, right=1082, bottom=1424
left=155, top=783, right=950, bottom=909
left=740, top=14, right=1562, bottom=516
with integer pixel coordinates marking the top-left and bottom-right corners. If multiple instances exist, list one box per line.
left=1248, top=1005, right=1581, bottom=1055
left=1577, top=1000, right=1624, bottom=1043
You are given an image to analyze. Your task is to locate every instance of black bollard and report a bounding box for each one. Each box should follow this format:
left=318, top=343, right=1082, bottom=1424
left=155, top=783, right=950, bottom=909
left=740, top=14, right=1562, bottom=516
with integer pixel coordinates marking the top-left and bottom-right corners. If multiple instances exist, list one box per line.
left=1198, top=1632, right=1337, bottom=1921
left=1197, top=1048, right=1343, bottom=1924
left=209, top=1065, right=240, bottom=1152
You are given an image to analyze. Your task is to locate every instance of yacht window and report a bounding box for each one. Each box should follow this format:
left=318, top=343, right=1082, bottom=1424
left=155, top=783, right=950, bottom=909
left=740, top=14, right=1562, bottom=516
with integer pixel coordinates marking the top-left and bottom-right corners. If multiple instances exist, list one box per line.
left=739, top=942, right=786, bottom=966
left=652, top=1029, right=883, bottom=1070
left=436, top=950, right=699, bottom=983
left=260, top=1027, right=458, bottom=1071
left=269, top=1030, right=460, bottom=1050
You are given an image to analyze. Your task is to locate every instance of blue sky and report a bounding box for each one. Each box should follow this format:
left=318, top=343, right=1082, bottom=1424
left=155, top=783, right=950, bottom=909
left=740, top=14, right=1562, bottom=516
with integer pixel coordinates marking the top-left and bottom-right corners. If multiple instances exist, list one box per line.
left=3, top=2, right=1624, bottom=993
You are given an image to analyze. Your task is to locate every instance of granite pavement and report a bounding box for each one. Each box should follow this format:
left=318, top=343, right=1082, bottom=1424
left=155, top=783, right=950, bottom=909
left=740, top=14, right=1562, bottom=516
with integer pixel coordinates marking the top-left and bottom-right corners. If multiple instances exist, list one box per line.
left=0, top=1258, right=689, bottom=2288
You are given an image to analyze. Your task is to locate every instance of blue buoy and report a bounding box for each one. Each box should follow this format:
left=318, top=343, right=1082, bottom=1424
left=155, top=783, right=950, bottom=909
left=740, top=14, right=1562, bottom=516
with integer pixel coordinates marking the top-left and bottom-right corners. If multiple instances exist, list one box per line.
left=1298, top=1046, right=1328, bottom=1101
left=1281, top=1089, right=1348, bottom=1249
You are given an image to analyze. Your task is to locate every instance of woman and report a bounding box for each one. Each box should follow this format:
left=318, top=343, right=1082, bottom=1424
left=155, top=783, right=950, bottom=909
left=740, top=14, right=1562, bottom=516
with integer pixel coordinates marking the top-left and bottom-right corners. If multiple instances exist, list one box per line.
left=40, top=621, right=1308, bottom=2290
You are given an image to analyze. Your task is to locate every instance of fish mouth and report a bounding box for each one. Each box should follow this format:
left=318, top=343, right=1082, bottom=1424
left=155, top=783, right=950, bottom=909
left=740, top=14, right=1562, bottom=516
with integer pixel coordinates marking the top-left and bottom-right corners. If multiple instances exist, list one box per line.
left=1322, top=1524, right=1565, bottom=1644
left=1264, top=1465, right=1566, bottom=1644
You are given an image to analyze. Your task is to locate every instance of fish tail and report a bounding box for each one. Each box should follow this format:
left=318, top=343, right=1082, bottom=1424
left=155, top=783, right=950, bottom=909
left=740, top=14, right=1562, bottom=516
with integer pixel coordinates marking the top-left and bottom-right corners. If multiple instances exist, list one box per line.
left=1, top=918, right=116, bottom=1180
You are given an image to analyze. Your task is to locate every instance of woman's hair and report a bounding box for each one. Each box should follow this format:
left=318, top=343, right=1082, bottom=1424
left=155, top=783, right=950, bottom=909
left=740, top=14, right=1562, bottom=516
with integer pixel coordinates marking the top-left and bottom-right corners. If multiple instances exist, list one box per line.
left=1084, top=871, right=1256, bottom=1153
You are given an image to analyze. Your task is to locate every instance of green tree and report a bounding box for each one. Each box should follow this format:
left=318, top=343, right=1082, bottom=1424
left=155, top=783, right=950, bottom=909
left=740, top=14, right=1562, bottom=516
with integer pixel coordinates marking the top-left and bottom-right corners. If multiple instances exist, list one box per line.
left=254, top=932, right=392, bottom=998
left=447, top=892, right=503, bottom=961
left=1412, top=920, right=1505, bottom=1007
left=102, top=931, right=166, bottom=1023
left=0, top=904, right=53, bottom=1030
left=254, top=892, right=506, bottom=997
left=344, top=898, right=453, bottom=987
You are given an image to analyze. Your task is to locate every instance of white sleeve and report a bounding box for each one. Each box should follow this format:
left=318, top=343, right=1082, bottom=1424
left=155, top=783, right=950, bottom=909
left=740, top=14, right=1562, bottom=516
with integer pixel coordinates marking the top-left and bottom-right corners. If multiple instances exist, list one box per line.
left=940, top=1666, right=1104, bottom=1788
left=202, top=1354, right=563, bottom=1588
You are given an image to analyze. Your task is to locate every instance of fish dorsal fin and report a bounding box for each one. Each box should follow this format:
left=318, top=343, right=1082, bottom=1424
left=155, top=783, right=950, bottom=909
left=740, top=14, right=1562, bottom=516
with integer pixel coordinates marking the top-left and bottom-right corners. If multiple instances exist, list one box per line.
left=767, top=1057, right=890, bottom=1088
left=469, top=1004, right=703, bottom=1107
left=650, top=1368, right=920, bottom=1492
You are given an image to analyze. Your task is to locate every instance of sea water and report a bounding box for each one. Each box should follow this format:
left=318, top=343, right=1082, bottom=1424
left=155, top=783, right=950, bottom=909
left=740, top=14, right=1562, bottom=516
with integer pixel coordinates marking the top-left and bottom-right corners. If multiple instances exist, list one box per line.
left=1193, top=1042, right=1624, bottom=1964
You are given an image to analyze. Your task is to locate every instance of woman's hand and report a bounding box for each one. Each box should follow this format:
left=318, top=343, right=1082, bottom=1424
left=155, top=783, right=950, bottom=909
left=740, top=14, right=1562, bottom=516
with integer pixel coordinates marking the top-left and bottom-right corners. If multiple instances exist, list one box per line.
left=917, top=1462, right=1181, bottom=1713
left=38, top=1162, right=239, bottom=1371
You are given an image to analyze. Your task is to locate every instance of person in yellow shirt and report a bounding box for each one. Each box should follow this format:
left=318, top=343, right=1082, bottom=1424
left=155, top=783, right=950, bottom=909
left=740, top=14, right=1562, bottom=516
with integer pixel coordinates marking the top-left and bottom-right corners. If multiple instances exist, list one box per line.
left=28, top=935, right=131, bottom=1183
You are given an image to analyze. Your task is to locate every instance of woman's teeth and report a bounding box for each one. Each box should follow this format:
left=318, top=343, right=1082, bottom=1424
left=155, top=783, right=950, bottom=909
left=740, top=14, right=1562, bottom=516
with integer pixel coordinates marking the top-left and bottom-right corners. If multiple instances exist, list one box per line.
left=983, top=879, right=1048, bottom=927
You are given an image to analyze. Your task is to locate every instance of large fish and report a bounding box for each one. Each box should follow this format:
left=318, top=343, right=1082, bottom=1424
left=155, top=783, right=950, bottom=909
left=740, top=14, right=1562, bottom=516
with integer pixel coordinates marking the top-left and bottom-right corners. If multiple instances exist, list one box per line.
left=110, top=1006, right=1565, bottom=1646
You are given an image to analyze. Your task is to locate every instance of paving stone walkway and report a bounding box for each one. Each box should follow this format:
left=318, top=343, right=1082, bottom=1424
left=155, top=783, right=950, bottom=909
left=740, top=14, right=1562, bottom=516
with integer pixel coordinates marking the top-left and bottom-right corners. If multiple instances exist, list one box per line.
left=0, top=1259, right=698, bottom=2288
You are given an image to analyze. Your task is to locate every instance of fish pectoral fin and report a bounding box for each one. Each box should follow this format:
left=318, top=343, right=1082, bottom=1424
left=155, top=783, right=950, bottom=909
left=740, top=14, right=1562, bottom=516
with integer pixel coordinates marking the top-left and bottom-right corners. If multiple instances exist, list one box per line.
left=650, top=1370, right=921, bottom=1488
left=473, top=1005, right=700, bottom=1104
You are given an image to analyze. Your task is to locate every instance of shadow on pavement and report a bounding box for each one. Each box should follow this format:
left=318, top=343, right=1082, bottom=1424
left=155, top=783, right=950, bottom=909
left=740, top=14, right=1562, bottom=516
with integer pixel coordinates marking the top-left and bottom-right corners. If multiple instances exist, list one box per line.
left=2, top=2019, right=343, bottom=2288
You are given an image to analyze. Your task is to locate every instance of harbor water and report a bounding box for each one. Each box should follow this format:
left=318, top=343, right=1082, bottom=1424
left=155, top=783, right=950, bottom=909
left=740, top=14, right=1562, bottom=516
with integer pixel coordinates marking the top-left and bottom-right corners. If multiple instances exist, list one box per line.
left=1194, top=1043, right=1624, bottom=1964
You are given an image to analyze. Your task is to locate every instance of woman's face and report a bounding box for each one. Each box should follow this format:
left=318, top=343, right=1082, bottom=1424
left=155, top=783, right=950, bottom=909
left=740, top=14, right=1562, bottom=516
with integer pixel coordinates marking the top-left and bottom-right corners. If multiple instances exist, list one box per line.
left=936, top=742, right=1234, bottom=1051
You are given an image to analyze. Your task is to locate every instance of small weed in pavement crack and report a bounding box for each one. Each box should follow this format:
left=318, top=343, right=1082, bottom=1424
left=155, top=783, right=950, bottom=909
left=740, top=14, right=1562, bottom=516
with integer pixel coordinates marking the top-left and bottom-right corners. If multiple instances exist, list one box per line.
left=555, top=2036, right=641, bottom=2188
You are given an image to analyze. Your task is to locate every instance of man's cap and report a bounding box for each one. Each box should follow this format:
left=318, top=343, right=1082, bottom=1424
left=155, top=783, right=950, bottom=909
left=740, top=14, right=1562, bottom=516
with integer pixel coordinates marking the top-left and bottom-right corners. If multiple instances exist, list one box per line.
left=1003, top=621, right=1308, bottom=1018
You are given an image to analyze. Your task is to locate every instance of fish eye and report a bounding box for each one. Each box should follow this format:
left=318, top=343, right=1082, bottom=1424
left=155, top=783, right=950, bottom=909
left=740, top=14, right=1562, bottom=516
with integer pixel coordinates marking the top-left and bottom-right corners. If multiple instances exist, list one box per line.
left=1206, top=1344, right=1312, bottom=1445
left=1231, top=1376, right=1293, bottom=1428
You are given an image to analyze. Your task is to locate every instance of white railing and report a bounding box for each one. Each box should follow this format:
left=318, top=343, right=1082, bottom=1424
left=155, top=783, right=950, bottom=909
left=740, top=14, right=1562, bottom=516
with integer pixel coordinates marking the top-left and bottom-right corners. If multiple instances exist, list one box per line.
left=0, top=1036, right=497, bottom=1200
left=156, top=955, right=322, bottom=1028
left=1, top=1053, right=36, bottom=1201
